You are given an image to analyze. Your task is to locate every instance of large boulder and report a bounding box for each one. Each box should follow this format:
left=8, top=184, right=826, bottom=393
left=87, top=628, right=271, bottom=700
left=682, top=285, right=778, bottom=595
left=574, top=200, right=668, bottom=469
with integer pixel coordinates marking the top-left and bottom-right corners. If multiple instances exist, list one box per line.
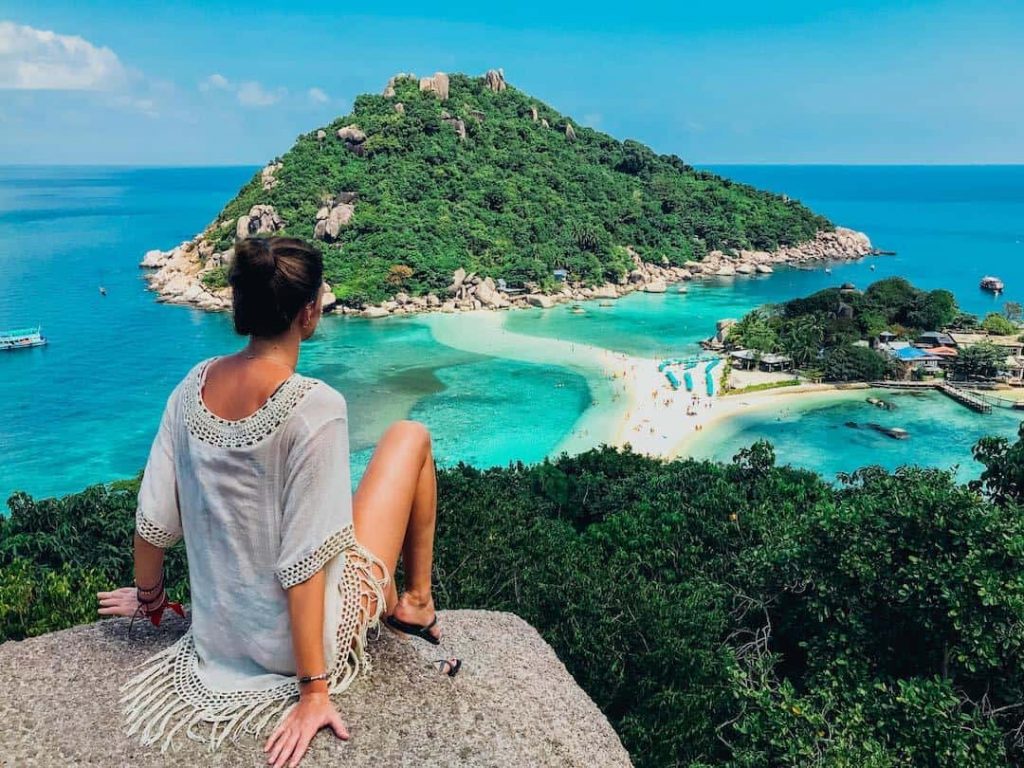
left=337, top=125, right=366, bottom=143
left=565, top=123, right=577, bottom=142
left=484, top=68, right=507, bottom=92
left=0, top=611, right=632, bottom=767
left=643, top=279, right=667, bottom=293
left=445, top=117, right=467, bottom=141
left=261, top=161, right=282, bottom=191
left=362, top=306, right=391, bottom=318
left=314, top=201, right=356, bottom=241
left=527, top=294, right=556, bottom=308
left=448, top=268, right=467, bottom=294
left=418, top=71, right=450, bottom=101
left=140, top=249, right=168, bottom=268
left=236, top=205, right=285, bottom=240
left=473, top=277, right=510, bottom=308
left=590, top=283, right=620, bottom=299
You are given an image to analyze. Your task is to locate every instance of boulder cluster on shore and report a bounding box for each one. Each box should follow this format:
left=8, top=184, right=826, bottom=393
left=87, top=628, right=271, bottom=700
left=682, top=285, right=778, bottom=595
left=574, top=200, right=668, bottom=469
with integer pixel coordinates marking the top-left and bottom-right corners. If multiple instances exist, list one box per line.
left=139, top=227, right=872, bottom=318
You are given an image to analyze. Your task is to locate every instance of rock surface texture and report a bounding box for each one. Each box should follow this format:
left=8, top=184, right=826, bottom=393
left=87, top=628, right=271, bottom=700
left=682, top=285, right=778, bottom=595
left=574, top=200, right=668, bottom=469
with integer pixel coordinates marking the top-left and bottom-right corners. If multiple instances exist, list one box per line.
left=484, top=68, right=507, bottom=92
left=0, top=610, right=631, bottom=768
left=418, top=71, right=450, bottom=101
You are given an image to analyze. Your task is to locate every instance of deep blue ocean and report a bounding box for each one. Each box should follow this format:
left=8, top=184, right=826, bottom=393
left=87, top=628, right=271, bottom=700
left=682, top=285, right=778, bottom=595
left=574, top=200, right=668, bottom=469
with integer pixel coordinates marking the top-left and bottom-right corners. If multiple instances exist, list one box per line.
left=1, top=165, right=1022, bottom=501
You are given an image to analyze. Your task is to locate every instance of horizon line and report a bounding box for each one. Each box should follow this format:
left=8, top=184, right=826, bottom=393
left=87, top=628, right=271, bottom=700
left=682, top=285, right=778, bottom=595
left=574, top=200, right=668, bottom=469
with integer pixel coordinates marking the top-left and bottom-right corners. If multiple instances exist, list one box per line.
left=1, top=161, right=1022, bottom=169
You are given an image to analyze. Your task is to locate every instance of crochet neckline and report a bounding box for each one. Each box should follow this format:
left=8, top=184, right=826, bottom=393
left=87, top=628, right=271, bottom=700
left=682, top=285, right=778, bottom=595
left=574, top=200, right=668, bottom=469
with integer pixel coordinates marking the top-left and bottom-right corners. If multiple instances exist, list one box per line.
left=197, top=357, right=298, bottom=424
left=184, top=358, right=317, bottom=448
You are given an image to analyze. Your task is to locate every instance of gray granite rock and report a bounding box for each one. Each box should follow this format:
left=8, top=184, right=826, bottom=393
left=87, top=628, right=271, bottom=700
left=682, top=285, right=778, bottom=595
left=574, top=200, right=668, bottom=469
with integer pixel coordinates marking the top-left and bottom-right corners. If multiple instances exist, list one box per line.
left=0, top=610, right=630, bottom=767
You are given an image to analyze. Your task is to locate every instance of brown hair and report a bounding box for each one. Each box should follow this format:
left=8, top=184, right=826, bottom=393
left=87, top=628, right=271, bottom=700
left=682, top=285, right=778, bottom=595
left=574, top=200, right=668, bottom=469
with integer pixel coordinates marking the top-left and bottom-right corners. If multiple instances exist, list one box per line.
left=228, top=237, right=323, bottom=337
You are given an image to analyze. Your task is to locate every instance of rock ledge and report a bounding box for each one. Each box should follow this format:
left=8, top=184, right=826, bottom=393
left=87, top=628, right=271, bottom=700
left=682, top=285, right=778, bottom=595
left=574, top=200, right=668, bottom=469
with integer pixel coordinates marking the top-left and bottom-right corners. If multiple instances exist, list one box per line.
left=0, top=610, right=631, bottom=768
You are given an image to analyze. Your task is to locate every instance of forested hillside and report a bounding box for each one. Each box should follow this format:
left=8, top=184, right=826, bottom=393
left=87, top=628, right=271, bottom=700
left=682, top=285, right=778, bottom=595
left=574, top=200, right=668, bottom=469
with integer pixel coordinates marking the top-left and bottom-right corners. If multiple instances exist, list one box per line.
left=198, top=70, right=831, bottom=304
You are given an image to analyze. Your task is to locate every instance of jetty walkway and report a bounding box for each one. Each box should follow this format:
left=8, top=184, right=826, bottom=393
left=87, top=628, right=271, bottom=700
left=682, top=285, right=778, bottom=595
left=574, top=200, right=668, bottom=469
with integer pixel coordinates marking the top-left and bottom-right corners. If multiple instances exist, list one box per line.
left=870, top=380, right=992, bottom=414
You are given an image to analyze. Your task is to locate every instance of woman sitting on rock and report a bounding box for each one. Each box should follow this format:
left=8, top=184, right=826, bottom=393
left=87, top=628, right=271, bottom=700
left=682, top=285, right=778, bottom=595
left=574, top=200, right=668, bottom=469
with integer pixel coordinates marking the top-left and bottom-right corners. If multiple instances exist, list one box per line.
left=97, top=236, right=456, bottom=768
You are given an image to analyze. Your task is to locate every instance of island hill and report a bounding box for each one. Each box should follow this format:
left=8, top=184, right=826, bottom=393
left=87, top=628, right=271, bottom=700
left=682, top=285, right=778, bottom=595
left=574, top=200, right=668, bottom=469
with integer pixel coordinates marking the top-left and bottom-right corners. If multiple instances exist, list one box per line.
left=141, top=68, right=873, bottom=316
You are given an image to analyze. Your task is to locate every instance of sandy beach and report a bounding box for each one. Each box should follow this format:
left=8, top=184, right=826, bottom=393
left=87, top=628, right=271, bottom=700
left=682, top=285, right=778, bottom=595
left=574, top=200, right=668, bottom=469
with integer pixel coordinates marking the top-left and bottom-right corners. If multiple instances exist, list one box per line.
left=421, top=309, right=865, bottom=462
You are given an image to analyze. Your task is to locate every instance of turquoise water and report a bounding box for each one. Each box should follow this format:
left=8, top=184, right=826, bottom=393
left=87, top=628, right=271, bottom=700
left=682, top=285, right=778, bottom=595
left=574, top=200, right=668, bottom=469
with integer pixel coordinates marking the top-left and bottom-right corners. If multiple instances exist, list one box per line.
left=0, top=167, right=588, bottom=501
left=1, top=165, right=1021, bottom=500
left=687, top=388, right=1023, bottom=483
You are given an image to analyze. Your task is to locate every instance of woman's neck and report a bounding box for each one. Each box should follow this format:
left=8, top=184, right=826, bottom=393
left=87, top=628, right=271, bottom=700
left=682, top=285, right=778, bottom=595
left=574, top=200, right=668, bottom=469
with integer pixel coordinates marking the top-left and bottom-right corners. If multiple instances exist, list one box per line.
left=243, top=333, right=300, bottom=372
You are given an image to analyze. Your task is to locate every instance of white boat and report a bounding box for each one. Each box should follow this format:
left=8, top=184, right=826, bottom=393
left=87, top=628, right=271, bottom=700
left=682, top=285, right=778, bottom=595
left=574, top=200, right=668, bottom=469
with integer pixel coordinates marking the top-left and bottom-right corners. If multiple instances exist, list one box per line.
left=981, top=276, right=1005, bottom=293
left=0, top=326, right=47, bottom=351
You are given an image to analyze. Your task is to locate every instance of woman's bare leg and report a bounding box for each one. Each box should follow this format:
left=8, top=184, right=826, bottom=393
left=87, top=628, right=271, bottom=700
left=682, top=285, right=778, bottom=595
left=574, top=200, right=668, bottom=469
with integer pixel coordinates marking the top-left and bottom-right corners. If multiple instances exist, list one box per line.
left=353, top=420, right=439, bottom=636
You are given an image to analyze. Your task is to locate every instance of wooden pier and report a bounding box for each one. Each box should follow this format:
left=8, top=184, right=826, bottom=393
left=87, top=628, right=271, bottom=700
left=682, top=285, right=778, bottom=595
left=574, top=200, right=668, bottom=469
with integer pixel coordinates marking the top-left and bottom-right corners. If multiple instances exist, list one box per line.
left=869, top=380, right=992, bottom=413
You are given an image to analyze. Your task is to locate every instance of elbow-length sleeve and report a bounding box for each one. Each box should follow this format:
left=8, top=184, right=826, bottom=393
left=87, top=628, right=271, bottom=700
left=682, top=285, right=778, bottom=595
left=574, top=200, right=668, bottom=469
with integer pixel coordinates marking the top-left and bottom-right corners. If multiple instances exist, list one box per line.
left=275, top=405, right=354, bottom=589
left=135, top=389, right=183, bottom=549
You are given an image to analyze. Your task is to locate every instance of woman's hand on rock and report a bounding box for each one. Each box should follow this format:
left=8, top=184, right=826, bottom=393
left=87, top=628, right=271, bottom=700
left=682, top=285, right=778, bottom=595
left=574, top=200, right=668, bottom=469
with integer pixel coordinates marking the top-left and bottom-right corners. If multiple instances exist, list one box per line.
left=96, top=586, right=140, bottom=618
left=264, top=691, right=349, bottom=768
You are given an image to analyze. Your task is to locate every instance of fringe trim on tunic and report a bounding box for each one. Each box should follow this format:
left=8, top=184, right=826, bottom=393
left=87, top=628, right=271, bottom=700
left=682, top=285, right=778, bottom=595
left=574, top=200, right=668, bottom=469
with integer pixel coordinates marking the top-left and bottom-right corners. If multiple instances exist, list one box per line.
left=122, top=527, right=389, bottom=753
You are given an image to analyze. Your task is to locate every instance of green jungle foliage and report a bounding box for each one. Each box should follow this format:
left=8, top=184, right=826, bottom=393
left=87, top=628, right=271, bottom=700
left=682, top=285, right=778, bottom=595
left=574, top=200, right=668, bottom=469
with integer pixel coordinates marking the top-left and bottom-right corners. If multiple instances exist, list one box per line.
left=728, top=277, right=960, bottom=381
left=200, top=73, right=830, bottom=305
left=983, top=313, right=1018, bottom=336
left=6, top=437, right=1024, bottom=766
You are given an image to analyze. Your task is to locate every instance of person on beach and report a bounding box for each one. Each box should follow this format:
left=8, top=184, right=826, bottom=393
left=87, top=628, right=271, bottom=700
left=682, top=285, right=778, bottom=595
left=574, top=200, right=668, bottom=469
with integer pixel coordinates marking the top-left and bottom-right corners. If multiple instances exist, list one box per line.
left=96, top=237, right=456, bottom=767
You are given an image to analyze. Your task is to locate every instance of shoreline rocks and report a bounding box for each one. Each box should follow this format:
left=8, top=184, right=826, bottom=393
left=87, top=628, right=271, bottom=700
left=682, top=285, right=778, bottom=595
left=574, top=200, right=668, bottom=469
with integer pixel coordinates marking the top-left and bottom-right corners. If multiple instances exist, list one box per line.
left=140, top=226, right=873, bottom=320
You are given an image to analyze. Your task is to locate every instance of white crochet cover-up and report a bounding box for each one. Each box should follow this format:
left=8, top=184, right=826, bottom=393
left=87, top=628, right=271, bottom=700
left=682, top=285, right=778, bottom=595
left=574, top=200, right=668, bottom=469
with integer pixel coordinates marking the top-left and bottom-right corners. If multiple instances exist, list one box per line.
left=123, top=358, right=389, bottom=752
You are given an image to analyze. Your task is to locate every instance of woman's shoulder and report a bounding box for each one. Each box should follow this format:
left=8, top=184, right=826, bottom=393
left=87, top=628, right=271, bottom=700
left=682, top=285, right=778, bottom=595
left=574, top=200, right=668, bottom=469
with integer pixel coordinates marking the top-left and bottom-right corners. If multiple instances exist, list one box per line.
left=279, top=375, right=348, bottom=444
left=294, top=375, right=347, bottom=419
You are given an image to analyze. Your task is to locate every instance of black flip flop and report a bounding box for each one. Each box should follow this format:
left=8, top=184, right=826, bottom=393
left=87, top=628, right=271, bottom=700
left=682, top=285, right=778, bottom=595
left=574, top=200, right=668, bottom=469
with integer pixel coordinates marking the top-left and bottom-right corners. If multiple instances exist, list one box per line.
left=384, top=614, right=441, bottom=645
left=436, top=658, right=462, bottom=677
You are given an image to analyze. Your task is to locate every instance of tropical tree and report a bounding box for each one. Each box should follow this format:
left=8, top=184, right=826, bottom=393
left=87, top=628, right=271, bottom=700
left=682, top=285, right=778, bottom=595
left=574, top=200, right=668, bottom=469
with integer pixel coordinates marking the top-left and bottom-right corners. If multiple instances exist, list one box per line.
left=779, top=315, right=824, bottom=367
left=983, top=312, right=1017, bottom=336
left=952, top=342, right=1005, bottom=380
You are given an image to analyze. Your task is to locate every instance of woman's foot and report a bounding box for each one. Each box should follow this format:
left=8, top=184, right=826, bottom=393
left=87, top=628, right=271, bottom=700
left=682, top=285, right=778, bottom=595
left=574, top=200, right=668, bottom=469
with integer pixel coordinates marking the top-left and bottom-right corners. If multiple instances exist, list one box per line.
left=436, top=657, right=461, bottom=677
left=389, top=592, right=441, bottom=643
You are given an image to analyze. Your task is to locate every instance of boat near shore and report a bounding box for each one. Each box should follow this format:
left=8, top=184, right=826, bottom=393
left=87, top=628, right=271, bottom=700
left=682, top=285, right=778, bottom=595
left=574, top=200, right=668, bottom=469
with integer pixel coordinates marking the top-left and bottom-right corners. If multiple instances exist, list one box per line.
left=980, top=275, right=1005, bottom=293
left=1, top=326, right=47, bottom=351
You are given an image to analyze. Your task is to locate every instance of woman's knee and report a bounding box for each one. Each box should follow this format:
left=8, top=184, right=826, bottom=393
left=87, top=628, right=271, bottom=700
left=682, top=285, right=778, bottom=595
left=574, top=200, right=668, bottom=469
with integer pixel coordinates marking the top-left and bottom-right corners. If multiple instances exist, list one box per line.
left=386, top=420, right=432, bottom=455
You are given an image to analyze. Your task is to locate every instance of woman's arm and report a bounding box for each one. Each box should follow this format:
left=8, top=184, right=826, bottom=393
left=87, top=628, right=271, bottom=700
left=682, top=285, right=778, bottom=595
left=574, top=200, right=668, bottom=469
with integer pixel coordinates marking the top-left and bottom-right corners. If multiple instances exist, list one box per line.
left=96, top=533, right=169, bottom=618
left=264, top=571, right=350, bottom=768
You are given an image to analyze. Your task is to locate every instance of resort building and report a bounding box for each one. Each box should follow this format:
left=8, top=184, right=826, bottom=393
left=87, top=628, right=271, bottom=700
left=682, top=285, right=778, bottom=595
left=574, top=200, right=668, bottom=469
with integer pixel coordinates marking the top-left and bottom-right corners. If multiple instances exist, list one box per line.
left=947, top=332, right=1024, bottom=357
left=917, top=331, right=956, bottom=348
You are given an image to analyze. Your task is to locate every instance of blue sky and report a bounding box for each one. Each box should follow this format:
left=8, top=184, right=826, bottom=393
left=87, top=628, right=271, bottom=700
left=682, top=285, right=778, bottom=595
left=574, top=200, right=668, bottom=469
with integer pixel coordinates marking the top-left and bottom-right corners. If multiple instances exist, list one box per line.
left=1, top=1, right=1021, bottom=165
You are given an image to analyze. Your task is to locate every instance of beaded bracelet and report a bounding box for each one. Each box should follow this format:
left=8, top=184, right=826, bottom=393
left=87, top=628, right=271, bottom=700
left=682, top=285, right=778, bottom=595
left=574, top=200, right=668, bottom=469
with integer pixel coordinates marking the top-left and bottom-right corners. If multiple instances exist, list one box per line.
left=298, top=672, right=330, bottom=685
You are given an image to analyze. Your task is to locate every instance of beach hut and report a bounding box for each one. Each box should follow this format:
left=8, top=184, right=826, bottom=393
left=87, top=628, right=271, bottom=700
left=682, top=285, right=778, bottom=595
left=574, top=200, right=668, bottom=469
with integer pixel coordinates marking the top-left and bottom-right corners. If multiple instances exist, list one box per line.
left=758, top=353, right=792, bottom=373
left=552, top=269, right=568, bottom=283
left=728, top=349, right=759, bottom=370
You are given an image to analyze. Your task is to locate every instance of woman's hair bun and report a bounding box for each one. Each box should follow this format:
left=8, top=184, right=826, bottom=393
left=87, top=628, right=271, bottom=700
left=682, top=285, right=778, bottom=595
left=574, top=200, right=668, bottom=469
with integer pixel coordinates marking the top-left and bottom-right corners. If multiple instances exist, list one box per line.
left=228, top=237, right=323, bottom=337
left=232, top=238, right=277, bottom=284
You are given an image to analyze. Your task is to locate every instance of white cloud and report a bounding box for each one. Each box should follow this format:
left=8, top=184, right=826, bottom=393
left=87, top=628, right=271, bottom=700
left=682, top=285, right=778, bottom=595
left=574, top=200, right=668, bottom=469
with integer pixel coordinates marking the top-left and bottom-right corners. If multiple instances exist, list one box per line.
left=198, top=73, right=230, bottom=92
left=307, top=86, right=328, bottom=104
left=236, top=80, right=284, bottom=107
left=0, top=21, right=126, bottom=90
